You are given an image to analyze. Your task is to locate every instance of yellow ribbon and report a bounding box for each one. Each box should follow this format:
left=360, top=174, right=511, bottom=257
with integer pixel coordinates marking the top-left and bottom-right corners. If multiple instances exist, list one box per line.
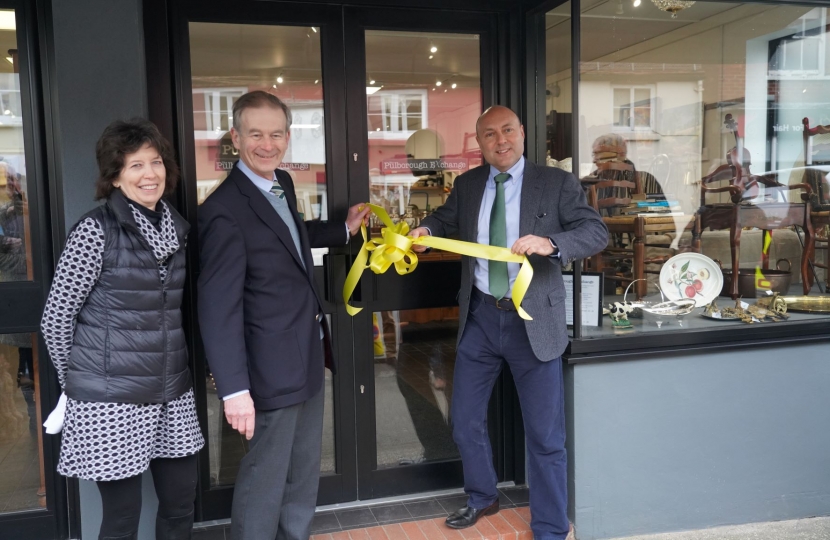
left=343, top=204, right=533, bottom=320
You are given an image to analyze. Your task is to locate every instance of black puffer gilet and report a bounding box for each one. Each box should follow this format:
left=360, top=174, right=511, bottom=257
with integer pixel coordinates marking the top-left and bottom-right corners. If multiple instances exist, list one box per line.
left=64, top=190, right=191, bottom=403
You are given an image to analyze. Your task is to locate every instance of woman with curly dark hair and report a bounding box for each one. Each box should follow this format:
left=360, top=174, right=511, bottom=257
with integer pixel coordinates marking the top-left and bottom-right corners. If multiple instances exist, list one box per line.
left=41, top=118, right=204, bottom=540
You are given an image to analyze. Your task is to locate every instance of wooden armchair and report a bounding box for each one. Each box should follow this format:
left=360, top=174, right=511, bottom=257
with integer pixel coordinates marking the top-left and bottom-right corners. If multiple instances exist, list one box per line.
left=694, top=115, right=814, bottom=298
left=584, top=161, right=696, bottom=299
left=802, top=117, right=830, bottom=291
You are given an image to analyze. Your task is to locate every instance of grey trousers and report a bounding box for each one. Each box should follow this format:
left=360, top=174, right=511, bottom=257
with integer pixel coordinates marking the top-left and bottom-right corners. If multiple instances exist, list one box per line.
left=230, top=385, right=324, bottom=540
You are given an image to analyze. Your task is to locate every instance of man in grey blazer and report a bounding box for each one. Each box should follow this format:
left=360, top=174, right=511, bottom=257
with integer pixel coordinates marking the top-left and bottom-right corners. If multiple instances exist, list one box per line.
left=411, top=106, right=607, bottom=540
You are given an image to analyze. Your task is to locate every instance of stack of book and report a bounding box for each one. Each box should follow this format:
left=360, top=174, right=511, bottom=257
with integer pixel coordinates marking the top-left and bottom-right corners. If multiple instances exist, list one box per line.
left=621, top=199, right=683, bottom=217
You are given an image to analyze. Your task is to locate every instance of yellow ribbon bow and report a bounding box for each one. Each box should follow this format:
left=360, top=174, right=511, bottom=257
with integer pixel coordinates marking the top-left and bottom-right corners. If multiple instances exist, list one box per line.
left=343, top=204, right=534, bottom=320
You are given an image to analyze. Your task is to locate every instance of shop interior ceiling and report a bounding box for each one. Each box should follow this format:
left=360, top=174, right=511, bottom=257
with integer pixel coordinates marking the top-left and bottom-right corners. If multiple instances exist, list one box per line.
left=547, top=0, right=740, bottom=63
left=189, top=23, right=480, bottom=91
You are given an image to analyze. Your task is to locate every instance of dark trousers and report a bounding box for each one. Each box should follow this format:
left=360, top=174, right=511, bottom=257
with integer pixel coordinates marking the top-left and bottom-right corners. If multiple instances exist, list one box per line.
left=230, top=385, right=324, bottom=540
left=96, top=454, right=198, bottom=540
left=453, top=290, right=569, bottom=540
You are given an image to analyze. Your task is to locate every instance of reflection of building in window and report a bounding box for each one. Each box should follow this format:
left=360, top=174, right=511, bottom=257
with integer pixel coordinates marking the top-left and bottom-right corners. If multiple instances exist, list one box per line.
left=768, top=10, right=826, bottom=77
left=613, top=86, right=653, bottom=131
left=368, top=90, right=428, bottom=139
left=0, top=74, right=22, bottom=127
left=192, top=87, right=245, bottom=134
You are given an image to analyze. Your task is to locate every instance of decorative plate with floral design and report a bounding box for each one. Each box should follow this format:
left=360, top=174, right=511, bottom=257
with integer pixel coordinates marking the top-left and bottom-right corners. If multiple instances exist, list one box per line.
left=659, top=253, right=723, bottom=307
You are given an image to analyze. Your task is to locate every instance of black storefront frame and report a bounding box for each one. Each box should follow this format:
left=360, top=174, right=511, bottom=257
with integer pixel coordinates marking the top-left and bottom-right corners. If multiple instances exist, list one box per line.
left=340, top=5, right=529, bottom=501
left=143, top=0, right=530, bottom=521
left=524, top=0, right=830, bottom=358
left=0, top=1, right=69, bottom=539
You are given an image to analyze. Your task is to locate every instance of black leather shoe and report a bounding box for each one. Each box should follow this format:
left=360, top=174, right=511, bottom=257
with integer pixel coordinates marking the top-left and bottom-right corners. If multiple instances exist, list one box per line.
left=445, top=500, right=499, bottom=529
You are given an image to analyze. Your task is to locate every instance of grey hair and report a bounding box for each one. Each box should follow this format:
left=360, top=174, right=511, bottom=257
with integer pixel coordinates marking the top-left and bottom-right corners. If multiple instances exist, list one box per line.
left=232, top=90, right=293, bottom=131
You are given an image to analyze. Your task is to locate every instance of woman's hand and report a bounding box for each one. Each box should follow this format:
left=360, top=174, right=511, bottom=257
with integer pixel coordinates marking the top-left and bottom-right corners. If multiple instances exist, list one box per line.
left=224, top=392, right=256, bottom=440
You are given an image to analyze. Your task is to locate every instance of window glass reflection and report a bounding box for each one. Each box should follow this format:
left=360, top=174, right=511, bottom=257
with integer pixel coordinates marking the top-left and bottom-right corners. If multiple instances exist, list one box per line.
left=191, top=23, right=337, bottom=486
left=559, top=2, right=830, bottom=337
left=373, top=310, right=459, bottom=468
left=189, top=22, right=329, bottom=265
left=0, top=12, right=30, bottom=283
left=365, top=30, right=481, bottom=230
left=0, top=333, right=45, bottom=513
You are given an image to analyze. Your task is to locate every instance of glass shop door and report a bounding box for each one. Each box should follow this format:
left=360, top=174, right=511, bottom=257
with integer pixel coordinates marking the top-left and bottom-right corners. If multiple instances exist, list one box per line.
left=171, top=0, right=359, bottom=517
left=342, top=6, right=516, bottom=500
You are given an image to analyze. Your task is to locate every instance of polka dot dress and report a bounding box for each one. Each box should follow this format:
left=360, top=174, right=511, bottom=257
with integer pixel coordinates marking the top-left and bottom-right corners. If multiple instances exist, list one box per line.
left=42, top=203, right=204, bottom=482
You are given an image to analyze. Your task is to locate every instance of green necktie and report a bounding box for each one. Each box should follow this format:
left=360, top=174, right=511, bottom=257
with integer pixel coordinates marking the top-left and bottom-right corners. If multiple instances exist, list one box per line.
left=270, top=181, right=286, bottom=199
left=489, top=173, right=510, bottom=300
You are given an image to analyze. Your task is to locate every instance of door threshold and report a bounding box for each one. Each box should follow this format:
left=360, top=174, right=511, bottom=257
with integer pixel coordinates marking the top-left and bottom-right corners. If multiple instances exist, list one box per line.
left=315, top=481, right=517, bottom=513
left=193, top=481, right=520, bottom=530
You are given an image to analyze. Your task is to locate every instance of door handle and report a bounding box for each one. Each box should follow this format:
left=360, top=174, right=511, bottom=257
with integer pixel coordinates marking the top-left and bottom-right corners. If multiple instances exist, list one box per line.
left=323, top=253, right=347, bottom=303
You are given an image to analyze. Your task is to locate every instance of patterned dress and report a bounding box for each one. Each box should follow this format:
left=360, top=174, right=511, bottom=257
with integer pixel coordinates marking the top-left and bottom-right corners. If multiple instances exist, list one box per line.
left=41, top=201, right=204, bottom=481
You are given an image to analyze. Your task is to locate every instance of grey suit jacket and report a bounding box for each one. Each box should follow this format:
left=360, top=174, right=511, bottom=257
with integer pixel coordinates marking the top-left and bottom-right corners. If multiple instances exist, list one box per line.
left=419, top=160, right=608, bottom=361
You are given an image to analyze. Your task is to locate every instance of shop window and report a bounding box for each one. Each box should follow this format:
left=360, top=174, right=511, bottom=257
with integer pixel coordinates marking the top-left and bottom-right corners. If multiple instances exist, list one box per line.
left=612, top=86, right=653, bottom=132
left=550, top=1, right=830, bottom=342
left=0, top=84, right=22, bottom=126
left=768, top=11, right=826, bottom=77
left=367, top=90, right=428, bottom=140
left=192, top=87, right=245, bottom=134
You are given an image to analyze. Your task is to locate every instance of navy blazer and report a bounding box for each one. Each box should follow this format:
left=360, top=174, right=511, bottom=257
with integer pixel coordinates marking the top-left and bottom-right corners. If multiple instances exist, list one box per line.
left=197, top=164, right=345, bottom=411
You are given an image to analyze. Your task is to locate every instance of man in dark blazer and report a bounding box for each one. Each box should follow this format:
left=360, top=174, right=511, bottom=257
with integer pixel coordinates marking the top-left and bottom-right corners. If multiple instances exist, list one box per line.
left=411, top=106, right=607, bottom=540
left=197, top=91, right=369, bottom=540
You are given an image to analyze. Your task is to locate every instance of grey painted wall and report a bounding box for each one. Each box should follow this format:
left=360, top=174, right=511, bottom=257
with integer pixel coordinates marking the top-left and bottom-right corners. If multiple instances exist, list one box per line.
left=51, top=0, right=147, bottom=235
left=49, top=1, right=155, bottom=538
left=79, top=474, right=159, bottom=540
left=566, top=341, right=830, bottom=540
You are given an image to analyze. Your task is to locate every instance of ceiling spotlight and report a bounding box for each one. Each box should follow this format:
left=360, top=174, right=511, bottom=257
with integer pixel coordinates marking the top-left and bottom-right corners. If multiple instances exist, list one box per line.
left=803, top=88, right=807, bottom=93
left=444, top=89, right=447, bottom=93
left=633, top=0, right=641, bottom=5
left=429, top=55, right=434, bottom=59
left=311, top=26, right=317, bottom=33
left=276, top=75, right=284, bottom=84
left=451, top=83, right=457, bottom=89
left=436, top=81, right=442, bottom=86
left=3, top=110, right=9, bottom=115
left=369, top=79, right=375, bottom=85
left=314, top=79, right=319, bottom=84
left=432, top=88, right=436, bottom=91
left=272, top=84, right=277, bottom=88
left=430, top=46, right=438, bottom=53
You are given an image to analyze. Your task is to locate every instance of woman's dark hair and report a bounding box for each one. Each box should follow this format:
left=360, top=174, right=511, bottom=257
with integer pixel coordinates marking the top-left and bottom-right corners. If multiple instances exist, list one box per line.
left=94, top=118, right=180, bottom=200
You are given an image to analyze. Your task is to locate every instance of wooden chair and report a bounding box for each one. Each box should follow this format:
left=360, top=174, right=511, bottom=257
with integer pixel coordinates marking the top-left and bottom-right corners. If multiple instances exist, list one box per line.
left=694, top=115, right=814, bottom=298
left=583, top=161, right=696, bottom=299
left=802, top=117, right=830, bottom=291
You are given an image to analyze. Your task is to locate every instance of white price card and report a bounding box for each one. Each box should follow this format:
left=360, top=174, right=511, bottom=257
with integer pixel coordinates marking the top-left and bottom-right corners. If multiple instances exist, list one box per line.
left=562, top=272, right=604, bottom=326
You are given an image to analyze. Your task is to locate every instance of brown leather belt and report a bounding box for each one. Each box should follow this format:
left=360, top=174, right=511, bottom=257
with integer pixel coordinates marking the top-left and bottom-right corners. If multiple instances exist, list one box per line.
left=473, top=287, right=516, bottom=311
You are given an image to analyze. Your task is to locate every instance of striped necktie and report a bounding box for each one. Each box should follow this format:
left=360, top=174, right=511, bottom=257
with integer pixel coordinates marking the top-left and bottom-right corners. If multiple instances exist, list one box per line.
left=489, top=172, right=510, bottom=300
left=270, top=180, right=286, bottom=199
